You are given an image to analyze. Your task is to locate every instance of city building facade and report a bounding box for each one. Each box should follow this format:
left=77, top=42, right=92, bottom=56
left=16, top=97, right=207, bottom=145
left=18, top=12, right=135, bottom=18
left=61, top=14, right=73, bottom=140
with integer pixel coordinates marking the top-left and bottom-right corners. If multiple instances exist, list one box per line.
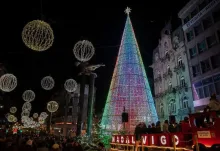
left=178, top=0, right=220, bottom=111
left=151, top=23, right=194, bottom=123
left=52, top=84, right=96, bottom=136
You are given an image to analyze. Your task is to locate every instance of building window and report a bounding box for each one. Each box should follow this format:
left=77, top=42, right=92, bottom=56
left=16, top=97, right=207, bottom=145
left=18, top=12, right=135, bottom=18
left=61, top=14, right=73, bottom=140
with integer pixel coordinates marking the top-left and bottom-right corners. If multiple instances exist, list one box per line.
left=155, top=53, right=159, bottom=61
left=203, top=84, right=215, bottom=98
left=213, top=9, right=220, bottom=23
left=215, top=81, right=220, bottom=95
left=186, top=30, right=194, bottom=42
left=194, top=24, right=203, bottom=36
left=201, top=59, right=211, bottom=73
left=203, top=16, right=213, bottom=30
left=167, top=65, right=170, bottom=72
left=160, top=103, right=164, bottom=115
left=197, top=40, right=207, bottom=53
left=191, top=8, right=199, bottom=18
left=180, top=76, right=185, bottom=87
left=206, top=34, right=217, bottom=48
left=189, top=46, right=197, bottom=58
left=178, top=56, right=182, bottom=66
left=184, top=16, right=190, bottom=24
left=164, top=42, right=168, bottom=49
left=168, top=81, right=172, bottom=89
left=168, top=100, right=176, bottom=114
left=196, top=87, right=204, bottom=99
left=192, top=64, right=201, bottom=77
left=183, top=96, right=188, bottom=109
left=158, top=71, right=160, bottom=76
left=211, top=53, right=220, bottom=69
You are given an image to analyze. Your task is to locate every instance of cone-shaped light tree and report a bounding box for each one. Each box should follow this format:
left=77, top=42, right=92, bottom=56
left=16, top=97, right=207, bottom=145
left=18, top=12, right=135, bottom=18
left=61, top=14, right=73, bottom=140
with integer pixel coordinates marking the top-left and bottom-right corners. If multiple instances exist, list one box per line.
left=101, top=7, right=158, bottom=133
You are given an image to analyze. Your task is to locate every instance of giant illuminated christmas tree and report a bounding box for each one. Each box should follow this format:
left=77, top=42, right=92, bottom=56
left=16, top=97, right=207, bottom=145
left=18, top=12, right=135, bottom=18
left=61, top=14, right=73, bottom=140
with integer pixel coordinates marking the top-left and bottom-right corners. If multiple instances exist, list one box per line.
left=101, top=7, right=158, bottom=133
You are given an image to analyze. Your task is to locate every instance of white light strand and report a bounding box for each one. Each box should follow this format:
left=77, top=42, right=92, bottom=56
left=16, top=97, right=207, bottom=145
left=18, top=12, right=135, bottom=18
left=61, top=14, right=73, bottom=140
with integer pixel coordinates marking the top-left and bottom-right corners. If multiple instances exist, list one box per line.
left=73, top=40, right=95, bottom=62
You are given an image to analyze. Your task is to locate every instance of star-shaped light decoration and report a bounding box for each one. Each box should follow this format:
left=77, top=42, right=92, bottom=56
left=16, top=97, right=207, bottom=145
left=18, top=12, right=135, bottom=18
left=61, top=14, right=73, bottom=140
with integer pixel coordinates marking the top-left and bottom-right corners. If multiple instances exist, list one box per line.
left=125, top=7, right=131, bottom=15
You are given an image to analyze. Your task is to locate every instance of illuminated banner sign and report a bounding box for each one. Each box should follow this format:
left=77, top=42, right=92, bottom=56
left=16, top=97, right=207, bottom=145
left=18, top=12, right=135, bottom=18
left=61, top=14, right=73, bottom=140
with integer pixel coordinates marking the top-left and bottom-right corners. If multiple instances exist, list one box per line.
left=197, top=131, right=211, bottom=138
left=112, top=134, right=183, bottom=147
left=182, top=0, right=220, bottom=31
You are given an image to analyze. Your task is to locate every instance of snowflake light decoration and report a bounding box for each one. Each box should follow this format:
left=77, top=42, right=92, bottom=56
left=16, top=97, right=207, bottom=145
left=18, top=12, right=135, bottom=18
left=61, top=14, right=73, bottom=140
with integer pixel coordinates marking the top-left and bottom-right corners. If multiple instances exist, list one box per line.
left=22, top=90, right=35, bottom=102
left=73, top=40, right=95, bottom=62
left=41, top=76, right=55, bottom=90
left=10, top=107, right=17, bottom=114
left=47, top=101, right=59, bottom=113
left=0, top=74, right=17, bottom=92
left=64, top=79, right=77, bottom=93
left=22, top=20, right=54, bottom=51
left=21, top=111, right=30, bottom=117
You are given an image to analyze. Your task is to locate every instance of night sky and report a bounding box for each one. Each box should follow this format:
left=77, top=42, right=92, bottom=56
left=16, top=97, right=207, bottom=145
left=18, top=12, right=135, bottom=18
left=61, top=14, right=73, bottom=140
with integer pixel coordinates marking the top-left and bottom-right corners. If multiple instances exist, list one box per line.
left=1, top=0, right=189, bottom=115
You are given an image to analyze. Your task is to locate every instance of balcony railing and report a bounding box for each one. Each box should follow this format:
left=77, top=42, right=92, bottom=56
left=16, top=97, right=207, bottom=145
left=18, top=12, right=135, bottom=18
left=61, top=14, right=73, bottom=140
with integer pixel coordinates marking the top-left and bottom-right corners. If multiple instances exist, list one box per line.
left=174, top=63, right=185, bottom=74
left=163, top=69, right=173, bottom=79
left=178, top=107, right=191, bottom=116
left=176, top=83, right=188, bottom=92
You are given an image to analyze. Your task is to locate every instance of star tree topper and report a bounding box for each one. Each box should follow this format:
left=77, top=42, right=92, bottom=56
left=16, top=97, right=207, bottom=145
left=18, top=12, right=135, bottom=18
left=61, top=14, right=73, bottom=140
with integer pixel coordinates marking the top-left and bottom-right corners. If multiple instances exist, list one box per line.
left=125, top=7, right=131, bottom=15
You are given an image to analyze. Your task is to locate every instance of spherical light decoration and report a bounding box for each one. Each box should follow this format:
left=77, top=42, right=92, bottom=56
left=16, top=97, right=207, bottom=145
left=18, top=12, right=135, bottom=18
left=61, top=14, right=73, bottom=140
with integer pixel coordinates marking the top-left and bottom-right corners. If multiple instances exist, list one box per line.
left=7, top=115, right=15, bottom=122
left=0, top=74, right=17, bottom=92
left=47, top=101, right=59, bottom=113
left=64, top=79, right=77, bottom=93
left=22, top=90, right=35, bottom=102
left=33, top=113, right=38, bottom=118
left=22, top=102, right=32, bottom=111
left=22, top=20, right=54, bottom=51
left=73, top=40, right=95, bottom=62
left=38, top=117, right=45, bottom=124
left=10, top=107, right=17, bottom=114
left=40, top=112, right=48, bottom=119
left=21, top=111, right=30, bottom=117
left=13, top=117, right=17, bottom=122
left=41, top=76, right=55, bottom=90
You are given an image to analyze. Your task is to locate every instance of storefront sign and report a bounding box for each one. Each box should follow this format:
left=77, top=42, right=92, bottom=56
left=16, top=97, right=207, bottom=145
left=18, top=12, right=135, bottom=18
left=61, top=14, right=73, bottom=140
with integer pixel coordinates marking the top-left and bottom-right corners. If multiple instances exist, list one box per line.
left=197, top=131, right=211, bottom=138
left=182, top=0, right=220, bottom=31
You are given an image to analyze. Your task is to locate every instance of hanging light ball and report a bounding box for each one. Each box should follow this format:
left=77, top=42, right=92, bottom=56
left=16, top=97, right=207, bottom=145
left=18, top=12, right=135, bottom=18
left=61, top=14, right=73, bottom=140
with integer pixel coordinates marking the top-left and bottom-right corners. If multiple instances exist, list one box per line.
left=41, top=76, right=55, bottom=90
left=73, top=40, right=95, bottom=62
left=64, top=79, right=77, bottom=93
left=33, top=113, right=38, bottom=118
left=0, top=74, right=17, bottom=92
left=10, top=107, right=17, bottom=114
left=38, top=117, right=45, bottom=124
left=7, top=115, right=15, bottom=122
left=22, top=90, right=35, bottom=102
left=22, top=102, right=32, bottom=111
left=21, top=111, right=30, bottom=117
left=47, top=101, right=59, bottom=113
left=40, top=112, right=48, bottom=119
left=22, top=20, right=54, bottom=51
left=13, top=117, right=17, bottom=122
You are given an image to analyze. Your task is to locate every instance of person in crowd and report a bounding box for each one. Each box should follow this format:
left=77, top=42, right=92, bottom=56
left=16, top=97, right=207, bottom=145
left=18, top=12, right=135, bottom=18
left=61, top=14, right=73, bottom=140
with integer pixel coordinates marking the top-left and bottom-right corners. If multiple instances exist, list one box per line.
left=37, top=141, right=49, bottom=151
left=163, top=120, right=169, bottom=133
left=208, top=94, right=220, bottom=111
left=98, top=142, right=106, bottom=151
left=51, top=143, right=60, bottom=151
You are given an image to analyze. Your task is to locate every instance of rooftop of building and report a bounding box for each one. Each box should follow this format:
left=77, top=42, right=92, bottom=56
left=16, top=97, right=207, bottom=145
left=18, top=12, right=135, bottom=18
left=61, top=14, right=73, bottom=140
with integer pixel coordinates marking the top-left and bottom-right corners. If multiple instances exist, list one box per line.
left=178, top=0, right=200, bottom=18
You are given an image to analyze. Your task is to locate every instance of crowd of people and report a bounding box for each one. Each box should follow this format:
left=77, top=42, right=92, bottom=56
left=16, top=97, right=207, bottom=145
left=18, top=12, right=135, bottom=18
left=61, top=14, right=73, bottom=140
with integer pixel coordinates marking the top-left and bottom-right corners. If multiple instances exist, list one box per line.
left=0, top=134, right=106, bottom=151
